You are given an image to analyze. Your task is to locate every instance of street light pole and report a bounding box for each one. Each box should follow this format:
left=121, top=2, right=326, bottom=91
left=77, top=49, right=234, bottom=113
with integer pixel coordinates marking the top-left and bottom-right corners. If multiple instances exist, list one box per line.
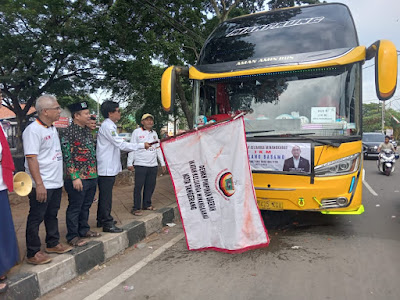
left=97, top=98, right=100, bottom=120
left=382, top=100, right=385, bottom=134
left=94, top=92, right=102, bottom=121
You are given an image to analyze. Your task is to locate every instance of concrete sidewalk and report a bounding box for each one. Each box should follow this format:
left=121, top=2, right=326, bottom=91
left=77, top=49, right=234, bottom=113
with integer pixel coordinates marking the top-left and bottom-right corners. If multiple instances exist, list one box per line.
left=2, top=171, right=178, bottom=300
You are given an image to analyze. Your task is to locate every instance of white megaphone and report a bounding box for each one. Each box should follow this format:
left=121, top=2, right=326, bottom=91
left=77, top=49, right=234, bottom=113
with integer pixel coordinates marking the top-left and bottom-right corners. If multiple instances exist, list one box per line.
left=13, top=172, right=33, bottom=196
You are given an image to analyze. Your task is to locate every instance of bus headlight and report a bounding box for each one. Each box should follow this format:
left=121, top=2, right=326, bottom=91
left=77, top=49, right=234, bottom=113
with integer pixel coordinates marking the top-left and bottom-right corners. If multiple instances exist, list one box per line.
left=315, top=153, right=360, bottom=176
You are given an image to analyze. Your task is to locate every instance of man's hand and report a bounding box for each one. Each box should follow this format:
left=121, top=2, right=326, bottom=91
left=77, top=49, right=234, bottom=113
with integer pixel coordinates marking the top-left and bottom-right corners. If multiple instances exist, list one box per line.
left=127, top=166, right=134, bottom=171
left=161, top=166, right=167, bottom=174
left=73, top=178, right=83, bottom=191
left=144, top=142, right=151, bottom=149
left=36, top=183, right=47, bottom=203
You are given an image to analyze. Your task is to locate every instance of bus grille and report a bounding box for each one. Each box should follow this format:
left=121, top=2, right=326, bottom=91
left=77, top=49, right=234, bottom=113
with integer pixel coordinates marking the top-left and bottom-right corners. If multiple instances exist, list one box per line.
left=320, top=199, right=340, bottom=209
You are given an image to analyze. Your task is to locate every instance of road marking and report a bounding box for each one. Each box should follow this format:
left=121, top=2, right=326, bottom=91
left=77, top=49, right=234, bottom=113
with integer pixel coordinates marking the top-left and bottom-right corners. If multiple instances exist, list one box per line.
left=363, top=180, right=378, bottom=196
left=83, top=233, right=185, bottom=300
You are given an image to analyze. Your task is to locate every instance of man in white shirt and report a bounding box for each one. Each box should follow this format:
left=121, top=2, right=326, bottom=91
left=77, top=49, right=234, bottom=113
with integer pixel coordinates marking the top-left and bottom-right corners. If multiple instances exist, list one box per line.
left=282, top=145, right=310, bottom=173
left=23, top=95, right=72, bottom=265
left=96, top=101, right=150, bottom=233
left=127, top=114, right=166, bottom=216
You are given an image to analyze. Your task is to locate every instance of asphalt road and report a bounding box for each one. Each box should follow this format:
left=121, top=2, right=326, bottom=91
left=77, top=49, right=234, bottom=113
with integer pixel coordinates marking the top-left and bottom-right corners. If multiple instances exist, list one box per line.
left=42, top=159, right=399, bottom=300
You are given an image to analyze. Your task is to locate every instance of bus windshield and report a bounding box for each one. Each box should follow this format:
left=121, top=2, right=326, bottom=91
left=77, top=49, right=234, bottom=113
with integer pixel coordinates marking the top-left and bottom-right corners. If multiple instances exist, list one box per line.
left=197, top=3, right=358, bottom=73
left=198, top=64, right=361, bottom=137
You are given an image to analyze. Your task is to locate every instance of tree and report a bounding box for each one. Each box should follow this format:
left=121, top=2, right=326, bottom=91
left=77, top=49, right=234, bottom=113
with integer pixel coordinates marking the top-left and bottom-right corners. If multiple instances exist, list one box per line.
left=362, top=103, right=381, bottom=133
left=362, top=102, right=400, bottom=139
left=267, top=0, right=322, bottom=10
left=57, top=94, right=98, bottom=115
left=98, top=0, right=208, bottom=130
left=0, top=0, right=107, bottom=153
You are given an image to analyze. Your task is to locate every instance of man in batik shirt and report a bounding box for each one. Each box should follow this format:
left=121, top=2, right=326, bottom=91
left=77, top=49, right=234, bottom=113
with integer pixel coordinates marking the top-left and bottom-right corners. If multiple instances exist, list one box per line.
left=60, top=101, right=100, bottom=247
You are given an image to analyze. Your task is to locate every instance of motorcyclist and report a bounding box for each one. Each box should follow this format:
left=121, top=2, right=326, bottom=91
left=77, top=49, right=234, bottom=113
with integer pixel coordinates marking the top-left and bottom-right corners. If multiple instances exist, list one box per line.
left=377, top=136, right=395, bottom=152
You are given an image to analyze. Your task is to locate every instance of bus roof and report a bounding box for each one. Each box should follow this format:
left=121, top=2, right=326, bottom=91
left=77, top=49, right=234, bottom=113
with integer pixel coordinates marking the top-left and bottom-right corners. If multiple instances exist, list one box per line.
left=196, top=3, right=359, bottom=74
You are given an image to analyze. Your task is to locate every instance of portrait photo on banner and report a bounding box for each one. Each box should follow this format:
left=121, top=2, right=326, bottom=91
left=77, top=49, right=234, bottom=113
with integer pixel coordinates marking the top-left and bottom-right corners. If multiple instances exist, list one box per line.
left=247, top=142, right=311, bottom=174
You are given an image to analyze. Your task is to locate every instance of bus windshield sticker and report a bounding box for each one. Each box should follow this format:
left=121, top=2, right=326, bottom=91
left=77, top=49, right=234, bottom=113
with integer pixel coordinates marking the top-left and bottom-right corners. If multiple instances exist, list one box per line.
left=311, top=107, right=336, bottom=123
left=236, top=55, right=295, bottom=66
left=226, top=17, right=325, bottom=37
left=247, top=142, right=311, bottom=174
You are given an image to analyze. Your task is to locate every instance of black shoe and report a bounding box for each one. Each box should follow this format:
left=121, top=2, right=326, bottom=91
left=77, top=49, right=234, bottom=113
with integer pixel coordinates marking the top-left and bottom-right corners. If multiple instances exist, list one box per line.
left=103, top=225, right=123, bottom=233
left=97, top=220, right=117, bottom=228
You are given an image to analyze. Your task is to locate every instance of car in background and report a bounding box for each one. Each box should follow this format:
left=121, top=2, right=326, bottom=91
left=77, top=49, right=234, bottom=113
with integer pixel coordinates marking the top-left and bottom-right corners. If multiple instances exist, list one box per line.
left=362, top=132, right=385, bottom=159
left=118, top=132, right=132, bottom=142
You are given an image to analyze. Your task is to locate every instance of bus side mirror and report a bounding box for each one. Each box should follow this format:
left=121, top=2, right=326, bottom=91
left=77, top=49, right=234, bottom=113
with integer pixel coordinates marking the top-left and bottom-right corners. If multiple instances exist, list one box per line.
left=366, top=40, right=398, bottom=100
left=161, top=66, right=176, bottom=113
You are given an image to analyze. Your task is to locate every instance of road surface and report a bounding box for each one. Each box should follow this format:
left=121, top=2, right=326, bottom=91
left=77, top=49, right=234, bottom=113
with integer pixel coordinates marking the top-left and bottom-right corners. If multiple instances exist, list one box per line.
left=42, top=159, right=399, bottom=300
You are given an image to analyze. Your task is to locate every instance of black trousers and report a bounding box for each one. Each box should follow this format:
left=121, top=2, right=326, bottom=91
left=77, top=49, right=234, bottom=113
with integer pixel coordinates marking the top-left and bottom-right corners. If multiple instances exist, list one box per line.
left=96, top=176, right=116, bottom=228
left=65, top=178, right=97, bottom=242
left=133, top=166, right=158, bottom=210
left=26, top=187, right=62, bottom=258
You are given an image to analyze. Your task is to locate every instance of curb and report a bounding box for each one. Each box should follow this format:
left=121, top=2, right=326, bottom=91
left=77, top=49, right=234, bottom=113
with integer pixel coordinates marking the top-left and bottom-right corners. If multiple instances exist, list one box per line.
left=1, top=204, right=179, bottom=300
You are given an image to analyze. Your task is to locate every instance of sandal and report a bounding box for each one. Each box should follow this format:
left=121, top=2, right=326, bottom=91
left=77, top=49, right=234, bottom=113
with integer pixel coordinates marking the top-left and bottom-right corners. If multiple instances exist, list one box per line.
left=145, top=206, right=155, bottom=210
left=84, top=230, right=102, bottom=238
left=0, top=282, right=8, bottom=294
left=132, top=210, right=143, bottom=216
left=68, top=237, right=88, bottom=247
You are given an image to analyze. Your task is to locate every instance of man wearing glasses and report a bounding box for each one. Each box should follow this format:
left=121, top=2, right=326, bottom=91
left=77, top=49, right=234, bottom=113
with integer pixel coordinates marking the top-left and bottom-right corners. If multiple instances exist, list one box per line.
left=23, top=95, right=72, bottom=265
left=96, top=101, right=150, bottom=233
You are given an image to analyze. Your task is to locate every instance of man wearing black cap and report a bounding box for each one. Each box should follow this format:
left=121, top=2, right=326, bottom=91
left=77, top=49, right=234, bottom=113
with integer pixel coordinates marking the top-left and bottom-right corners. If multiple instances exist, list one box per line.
left=60, top=101, right=100, bottom=247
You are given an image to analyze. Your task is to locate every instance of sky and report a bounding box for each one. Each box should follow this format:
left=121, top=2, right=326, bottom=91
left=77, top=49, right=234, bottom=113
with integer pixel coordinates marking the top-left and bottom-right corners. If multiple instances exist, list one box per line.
left=326, top=0, right=400, bottom=108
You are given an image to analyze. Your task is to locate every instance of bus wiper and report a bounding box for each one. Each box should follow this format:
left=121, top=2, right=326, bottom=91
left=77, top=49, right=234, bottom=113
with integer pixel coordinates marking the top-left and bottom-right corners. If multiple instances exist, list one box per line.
left=282, top=133, right=341, bottom=147
left=308, top=137, right=341, bottom=147
left=250, top=132, right=341, bottom=147
left=246, top=130, right=275, bottom=135
left=289, top=134, right=341, bottom=147
left=252, top=132, right=315, bottom=137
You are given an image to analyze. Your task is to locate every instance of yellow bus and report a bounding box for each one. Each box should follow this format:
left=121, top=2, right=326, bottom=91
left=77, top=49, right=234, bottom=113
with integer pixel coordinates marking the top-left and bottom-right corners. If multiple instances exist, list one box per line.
left=161, top=3, right=398, bottom=214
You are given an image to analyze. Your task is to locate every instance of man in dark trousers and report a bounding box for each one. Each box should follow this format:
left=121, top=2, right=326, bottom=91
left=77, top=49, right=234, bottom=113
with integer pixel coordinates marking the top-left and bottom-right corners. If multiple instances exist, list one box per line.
left=61, top=101, right=100, bottom=248
left=23, top=95, right=72, bottom=265
left=128, top=113, right=166, bottom=216
left=96, top=101, right=150, bottom=233
left=283, top=145, right=310, bottom=173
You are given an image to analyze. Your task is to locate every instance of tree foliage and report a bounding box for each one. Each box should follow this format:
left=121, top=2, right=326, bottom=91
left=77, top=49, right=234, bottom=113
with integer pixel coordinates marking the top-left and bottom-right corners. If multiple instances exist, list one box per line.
left=0, top=0, right=107, bottom=152
left=1, top=0, right=327, bottom=153
left=57, top=94, right=98, bottom=115
left=267, top=0, right=322, bottom=10
left=362, top=102, right=400, bottom=139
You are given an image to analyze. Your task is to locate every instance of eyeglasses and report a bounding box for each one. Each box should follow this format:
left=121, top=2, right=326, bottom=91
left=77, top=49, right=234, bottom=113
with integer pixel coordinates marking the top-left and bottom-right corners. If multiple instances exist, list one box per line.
left=45, top=107, right=62, bottom=111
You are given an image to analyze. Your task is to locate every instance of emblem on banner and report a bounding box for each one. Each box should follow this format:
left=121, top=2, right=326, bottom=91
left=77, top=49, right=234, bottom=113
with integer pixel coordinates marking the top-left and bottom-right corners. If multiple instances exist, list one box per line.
left=217, top=171, right=235, bottom=197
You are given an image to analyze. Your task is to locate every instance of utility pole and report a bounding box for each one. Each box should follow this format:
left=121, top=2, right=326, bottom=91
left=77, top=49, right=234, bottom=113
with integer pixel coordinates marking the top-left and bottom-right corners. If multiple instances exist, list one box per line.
left=382, top=100, right=385, bottom=134
left=93, top=90, right=106, bottom=121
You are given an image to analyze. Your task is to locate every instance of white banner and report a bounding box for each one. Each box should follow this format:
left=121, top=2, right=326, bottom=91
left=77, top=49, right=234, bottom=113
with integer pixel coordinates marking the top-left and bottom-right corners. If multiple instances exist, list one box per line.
left=247, top=142, right=311, bottom=173
left=161, top=117, right=269, bottom=253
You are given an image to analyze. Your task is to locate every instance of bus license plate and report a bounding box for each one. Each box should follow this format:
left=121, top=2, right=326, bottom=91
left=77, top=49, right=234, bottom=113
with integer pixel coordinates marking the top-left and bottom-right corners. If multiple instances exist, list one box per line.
left=257, top=199, right=284, bottom=210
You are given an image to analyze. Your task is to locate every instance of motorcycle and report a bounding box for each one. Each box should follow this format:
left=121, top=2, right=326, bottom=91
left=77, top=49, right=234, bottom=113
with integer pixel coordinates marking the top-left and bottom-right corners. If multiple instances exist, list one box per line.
left=377, top=149, right=396, bottom=176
